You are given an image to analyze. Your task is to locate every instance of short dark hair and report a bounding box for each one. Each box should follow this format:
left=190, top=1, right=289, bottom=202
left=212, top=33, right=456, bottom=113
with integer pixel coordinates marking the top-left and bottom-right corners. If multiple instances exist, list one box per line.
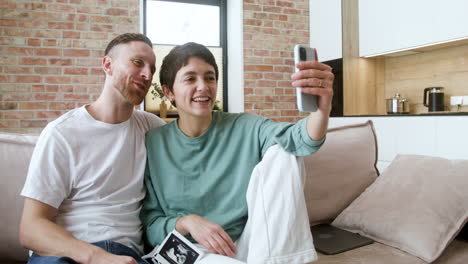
left=105, top=33, right=153, bottom=56
left=159, top=42, right=219, bottom=94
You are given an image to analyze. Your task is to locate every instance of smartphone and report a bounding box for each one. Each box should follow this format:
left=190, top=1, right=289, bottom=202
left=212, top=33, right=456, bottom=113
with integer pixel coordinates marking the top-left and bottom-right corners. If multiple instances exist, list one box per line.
left=294, top=44, right=318, bottom=112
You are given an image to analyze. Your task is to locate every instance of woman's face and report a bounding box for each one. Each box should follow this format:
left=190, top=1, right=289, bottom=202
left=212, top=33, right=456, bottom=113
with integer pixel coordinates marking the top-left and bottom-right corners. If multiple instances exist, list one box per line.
left=165, top=57, right=218, bottom=120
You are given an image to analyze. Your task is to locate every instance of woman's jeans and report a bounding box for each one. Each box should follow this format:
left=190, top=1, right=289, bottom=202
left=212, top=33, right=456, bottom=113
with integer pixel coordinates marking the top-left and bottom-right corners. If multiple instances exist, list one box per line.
left=27, top=240, right=146, bottom=264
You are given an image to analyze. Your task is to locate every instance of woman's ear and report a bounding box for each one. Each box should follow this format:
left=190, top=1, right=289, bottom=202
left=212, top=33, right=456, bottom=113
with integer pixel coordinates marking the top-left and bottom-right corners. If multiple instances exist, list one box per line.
left=162, top=85, right=176, bottom=107
left=102, top=56, right=112, bottom=75
left=162, top=85, right=173, bottom=99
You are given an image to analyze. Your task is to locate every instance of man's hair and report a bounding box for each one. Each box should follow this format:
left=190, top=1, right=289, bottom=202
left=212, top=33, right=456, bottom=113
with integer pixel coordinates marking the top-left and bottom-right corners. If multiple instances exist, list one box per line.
left=104, top=33, right=153, bottom=56
left=159, top=42, right=219, bottom=94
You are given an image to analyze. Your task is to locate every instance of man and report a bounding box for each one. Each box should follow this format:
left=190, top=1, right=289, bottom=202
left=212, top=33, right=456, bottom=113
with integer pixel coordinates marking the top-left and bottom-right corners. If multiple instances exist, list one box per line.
left=19, top=33, right=165, bottom=264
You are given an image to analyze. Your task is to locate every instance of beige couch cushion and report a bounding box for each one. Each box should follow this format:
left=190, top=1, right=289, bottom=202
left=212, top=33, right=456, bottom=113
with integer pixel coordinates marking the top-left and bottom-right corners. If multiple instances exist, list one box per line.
left=303, top=121, right=379, bottom=224
left=333, top=154, right=468, bottom=263
left=0, top=133, right=38, bottom=262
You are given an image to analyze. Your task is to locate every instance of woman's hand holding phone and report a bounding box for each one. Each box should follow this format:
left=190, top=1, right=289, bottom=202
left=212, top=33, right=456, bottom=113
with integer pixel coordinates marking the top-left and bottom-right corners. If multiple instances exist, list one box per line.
left=292, top=44, right=334, bottom=113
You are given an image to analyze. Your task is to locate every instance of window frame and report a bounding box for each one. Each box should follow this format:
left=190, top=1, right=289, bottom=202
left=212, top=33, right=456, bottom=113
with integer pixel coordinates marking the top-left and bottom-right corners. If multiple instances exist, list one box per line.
left=142, top=0, right=228, bottom=111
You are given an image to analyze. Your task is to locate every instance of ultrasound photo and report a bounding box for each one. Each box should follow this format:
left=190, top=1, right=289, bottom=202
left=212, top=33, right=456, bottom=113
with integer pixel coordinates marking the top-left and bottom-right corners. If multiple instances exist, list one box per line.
left=153, top=231, right=202, bottom=264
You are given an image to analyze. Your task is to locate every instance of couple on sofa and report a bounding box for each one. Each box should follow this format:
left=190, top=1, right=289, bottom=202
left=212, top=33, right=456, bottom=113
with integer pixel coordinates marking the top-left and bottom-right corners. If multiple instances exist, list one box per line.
left=19, top=33, right=334, bottom=264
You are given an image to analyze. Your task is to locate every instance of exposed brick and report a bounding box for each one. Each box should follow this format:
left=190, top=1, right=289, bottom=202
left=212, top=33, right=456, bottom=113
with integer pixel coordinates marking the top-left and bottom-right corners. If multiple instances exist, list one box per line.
left=244, top=65, right=274, bottom=72
left=0, top=120, right=20, bottom=128
left=5, top=66, right=32, bottom=74
left=254, top=103, right=274, bottom=109
left=47, top=4, right=75, bottom=12
left=15, top=75, right=42, bottom=83
left=0, top=102, right=18, bottom=110
left=90, top=15, right=112, bottom=23
left=63, top=49, right=90, bottom=57
left=4, top=111, right=34, bottom=119
left=65, top=14, right=88, bottom=22
left=35, top=30, right=62, bottom=39
left=75, top=23, right=89, bottom=31
left=20, top=120, right=48, bottom=128
left=34, top=93, right=57, bottom=101
left=49, top=58, right=72, bottom=66
left=276, top=1, right=293, bottom=7
left=32, top=85, right=45, bottom=92
left=63, top=31, right=81, bottom=39
left=5, top=47, right=34, bottom=55
left=35, top=111, right=63, bottom=119
left=106, top=8, right=128, bottom=16
left=3, top=24, right=31, bottom=35
left=35, top=48, right=61, bottom=56
left=20, top=57, right=47, bottom=65
left=63, top=94, right=90, bottom=100
left=91, top=24, right=114, bottom=32
left=0, top=19, right=16, bottom=26
left=34, top=67, right=61, bottom=75
left=44, top=76, right=71, bottom=83
left=43, top=39, right=57, bottom=46
left=49, top=102, right=75, bottom=110
left=19, top=102, right=48, bottom=110
left=64, top=68, right=88, bottom=75
left=45, top=85, right=59, bottom=92
left=27, top=38, right=41, bottom=46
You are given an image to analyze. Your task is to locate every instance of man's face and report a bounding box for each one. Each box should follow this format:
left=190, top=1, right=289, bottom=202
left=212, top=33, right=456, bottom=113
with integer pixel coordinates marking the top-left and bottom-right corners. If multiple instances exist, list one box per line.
left=166, top=57, right=217, bottom=119
left=106, top=41, right=156, bottom=105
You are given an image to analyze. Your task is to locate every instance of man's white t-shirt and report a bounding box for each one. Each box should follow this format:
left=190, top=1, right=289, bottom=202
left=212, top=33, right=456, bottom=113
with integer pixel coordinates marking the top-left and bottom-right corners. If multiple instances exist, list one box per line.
left=21, top=105, right=165, bottom=254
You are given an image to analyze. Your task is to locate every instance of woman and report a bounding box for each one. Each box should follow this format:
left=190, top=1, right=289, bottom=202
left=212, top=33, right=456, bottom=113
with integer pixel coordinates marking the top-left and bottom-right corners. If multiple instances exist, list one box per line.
left=141, top=42, right=334, bottom=264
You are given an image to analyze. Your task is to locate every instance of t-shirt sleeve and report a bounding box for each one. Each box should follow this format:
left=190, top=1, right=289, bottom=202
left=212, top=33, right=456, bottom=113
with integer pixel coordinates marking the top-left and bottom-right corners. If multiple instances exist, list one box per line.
left=258, top=117, right=325, bottom=157
left=138, top=110, right=166, bottom=131
left=21, top=125, right=72, bottom=209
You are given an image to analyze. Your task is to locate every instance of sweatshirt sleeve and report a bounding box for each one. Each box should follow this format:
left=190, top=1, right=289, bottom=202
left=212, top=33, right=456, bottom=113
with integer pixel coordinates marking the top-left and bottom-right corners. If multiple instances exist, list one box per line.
left=140, top=162, right=180, bottom=246
left=259, top=117, right=325, bottom=157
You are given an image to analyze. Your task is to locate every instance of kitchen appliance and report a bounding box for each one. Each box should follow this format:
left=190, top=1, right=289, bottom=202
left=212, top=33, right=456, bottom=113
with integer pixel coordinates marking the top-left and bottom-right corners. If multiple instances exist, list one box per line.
left=423, top=87, right=445, bottom=112
left=386, top=93, right=410, bottom=114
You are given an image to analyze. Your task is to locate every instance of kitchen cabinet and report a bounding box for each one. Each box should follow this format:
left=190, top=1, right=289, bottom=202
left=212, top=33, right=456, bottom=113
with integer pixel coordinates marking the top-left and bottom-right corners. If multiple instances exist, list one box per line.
left=359, top=0, right=468, bottom=57
left=309, top=0, right=342, bottom=61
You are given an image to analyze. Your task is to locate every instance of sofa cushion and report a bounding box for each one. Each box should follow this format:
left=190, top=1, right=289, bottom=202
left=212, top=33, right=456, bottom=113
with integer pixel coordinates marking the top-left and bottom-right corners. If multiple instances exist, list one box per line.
left=303, top=121, right=379, bottom=224
left=333, top=154, right=468, bottom=263
left=0, top=133, right=38, bottom=262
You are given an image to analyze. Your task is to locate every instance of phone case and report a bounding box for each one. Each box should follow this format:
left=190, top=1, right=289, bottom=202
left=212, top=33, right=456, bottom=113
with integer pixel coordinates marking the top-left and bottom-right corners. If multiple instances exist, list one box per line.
left=294, top=44, right=318, bottom=112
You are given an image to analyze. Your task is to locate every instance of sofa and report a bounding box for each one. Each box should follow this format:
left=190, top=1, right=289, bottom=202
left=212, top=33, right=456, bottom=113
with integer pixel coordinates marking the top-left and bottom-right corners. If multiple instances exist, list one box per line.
left=1, top=120, right=467, bottom=264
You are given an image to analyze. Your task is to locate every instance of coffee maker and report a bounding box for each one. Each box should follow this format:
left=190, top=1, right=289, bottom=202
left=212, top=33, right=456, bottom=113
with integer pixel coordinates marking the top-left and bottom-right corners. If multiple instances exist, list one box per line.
left=423, top=87, right=445, bottom=112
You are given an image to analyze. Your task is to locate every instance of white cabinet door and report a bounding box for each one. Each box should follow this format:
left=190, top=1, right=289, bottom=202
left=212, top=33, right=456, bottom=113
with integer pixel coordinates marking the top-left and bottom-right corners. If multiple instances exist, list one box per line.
left=359, top=0, right=468, bottom=57
left=309, top=0, right=342, bottom=61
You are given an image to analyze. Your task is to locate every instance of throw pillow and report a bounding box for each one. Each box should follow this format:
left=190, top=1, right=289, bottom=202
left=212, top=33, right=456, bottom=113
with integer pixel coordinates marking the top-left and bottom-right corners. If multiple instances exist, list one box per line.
left=332, top=154, right=468, bottom=263
left=303, top=121, right=379, bottom=224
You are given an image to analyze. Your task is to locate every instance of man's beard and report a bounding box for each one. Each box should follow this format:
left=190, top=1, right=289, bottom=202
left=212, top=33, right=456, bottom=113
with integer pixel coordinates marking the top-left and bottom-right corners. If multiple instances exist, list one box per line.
left=119, top=83, right=147, bottom=105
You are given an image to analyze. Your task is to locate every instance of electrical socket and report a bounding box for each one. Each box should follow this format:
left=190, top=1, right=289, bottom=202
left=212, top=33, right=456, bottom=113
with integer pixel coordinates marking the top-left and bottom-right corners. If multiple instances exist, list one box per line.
left=450, top=96, right=463, bottom=106
left=463, top=96, right=468, bottom=106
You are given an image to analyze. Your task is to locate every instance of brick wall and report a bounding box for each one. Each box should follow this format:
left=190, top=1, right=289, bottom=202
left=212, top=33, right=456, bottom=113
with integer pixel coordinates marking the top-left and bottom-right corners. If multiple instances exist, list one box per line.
left=0, top=0, right=140, bottom=133
left=243, top=0, right=309, bottom=122
left=0, top=0, right=310, bottom=133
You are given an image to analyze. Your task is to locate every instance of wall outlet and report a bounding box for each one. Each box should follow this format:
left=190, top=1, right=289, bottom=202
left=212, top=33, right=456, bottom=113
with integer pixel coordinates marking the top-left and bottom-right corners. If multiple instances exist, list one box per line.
left=450, top=96, right=463, bottom=106
left=463, top=96, right=468, bottom=106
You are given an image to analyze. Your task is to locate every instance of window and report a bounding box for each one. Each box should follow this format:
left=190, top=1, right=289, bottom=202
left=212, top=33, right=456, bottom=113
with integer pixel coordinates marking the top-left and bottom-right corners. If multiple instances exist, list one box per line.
left=143, top=0, right=227, bottom=115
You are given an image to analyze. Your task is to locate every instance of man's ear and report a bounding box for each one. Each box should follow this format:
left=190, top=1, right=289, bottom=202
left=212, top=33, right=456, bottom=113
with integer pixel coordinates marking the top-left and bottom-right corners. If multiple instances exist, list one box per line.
left=102, top=56, right=112, bottom=76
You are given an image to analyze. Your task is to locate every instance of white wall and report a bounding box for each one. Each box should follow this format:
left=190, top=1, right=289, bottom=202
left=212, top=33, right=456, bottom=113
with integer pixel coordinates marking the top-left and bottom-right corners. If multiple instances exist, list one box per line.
left=329, top=116, right=468, bottom=172
left=227, top=1, right=244, bottom=113
left=309, top=0, right=342, bottom=61
left=359, top=0, right=468, bottom=57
